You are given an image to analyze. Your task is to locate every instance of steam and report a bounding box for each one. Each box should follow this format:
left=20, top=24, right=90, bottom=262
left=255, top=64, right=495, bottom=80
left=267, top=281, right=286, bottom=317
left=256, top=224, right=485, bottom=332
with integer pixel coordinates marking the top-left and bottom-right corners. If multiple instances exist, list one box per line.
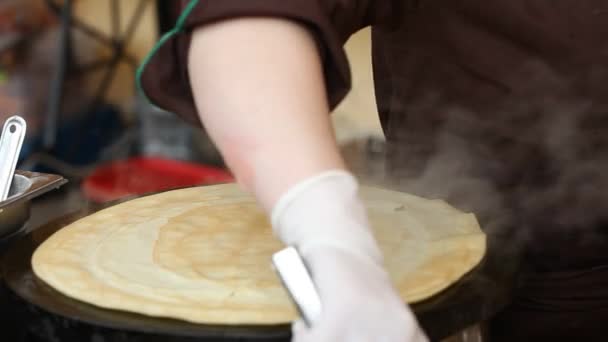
left=388, top=129, right=512, bottom=234
left=357, top=62, right=608, bottom=253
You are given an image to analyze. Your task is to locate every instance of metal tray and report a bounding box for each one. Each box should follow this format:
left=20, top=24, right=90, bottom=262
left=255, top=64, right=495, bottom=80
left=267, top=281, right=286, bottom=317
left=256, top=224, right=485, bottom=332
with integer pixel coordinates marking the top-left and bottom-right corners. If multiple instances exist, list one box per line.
left=0, top=171, right=67, bottom=239
left=0, top=171, right=67, bottom=210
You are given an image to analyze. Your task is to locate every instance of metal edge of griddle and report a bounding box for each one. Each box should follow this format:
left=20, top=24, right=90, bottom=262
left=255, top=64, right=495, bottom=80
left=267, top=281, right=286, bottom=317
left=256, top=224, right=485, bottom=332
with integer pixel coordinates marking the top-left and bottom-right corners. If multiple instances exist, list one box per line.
left=1, top=224, right=291, bottom=341
left=412, top=231, right=524, bottom=340
left=0, top=170, right=68, bottom=210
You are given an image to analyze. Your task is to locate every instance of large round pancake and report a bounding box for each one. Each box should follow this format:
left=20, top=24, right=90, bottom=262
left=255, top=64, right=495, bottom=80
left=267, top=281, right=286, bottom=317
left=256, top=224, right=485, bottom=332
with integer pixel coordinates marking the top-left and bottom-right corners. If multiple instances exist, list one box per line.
left=32, top=184, right=485, bottom=325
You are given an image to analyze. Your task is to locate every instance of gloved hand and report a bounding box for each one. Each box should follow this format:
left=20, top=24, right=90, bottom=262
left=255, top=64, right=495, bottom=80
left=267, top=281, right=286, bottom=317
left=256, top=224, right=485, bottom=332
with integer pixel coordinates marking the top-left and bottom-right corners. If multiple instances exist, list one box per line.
left=271, top=171, right=429, bottom=342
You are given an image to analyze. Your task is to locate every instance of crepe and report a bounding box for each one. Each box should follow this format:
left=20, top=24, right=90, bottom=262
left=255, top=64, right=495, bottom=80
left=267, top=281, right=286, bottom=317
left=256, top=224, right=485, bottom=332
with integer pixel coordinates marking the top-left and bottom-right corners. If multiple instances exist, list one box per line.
left=32, top=184, right=485, bottom=325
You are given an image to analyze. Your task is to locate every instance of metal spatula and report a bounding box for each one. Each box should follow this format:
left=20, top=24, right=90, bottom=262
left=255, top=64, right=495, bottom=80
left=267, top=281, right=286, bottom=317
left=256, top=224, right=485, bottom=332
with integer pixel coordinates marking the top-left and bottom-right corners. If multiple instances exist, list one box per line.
left=0, top=116, right=27, bottom=201
left=272, top=246, right=322, bottom=328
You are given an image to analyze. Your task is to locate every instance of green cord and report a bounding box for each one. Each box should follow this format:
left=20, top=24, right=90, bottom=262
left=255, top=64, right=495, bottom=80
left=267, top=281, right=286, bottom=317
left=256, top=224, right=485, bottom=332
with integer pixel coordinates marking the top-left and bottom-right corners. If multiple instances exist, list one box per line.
left=135, top=0, right=200, bottom=106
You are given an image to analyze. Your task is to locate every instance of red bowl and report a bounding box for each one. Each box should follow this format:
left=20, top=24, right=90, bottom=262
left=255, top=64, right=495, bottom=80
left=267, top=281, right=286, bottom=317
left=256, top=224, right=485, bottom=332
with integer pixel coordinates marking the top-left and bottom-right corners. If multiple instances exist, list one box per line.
left=82, top=157, right=234, bottom=203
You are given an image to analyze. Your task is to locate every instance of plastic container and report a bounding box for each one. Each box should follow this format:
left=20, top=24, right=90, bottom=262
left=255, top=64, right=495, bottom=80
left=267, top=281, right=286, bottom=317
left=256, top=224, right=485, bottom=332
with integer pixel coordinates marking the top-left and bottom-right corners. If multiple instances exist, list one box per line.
left=81, top=157, right=234, bottom=203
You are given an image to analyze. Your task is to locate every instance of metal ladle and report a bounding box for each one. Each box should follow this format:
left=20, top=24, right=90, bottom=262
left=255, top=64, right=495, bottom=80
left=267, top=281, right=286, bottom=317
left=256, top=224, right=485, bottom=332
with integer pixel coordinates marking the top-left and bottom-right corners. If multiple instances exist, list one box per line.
left=0, top=116, right=26, bottom=201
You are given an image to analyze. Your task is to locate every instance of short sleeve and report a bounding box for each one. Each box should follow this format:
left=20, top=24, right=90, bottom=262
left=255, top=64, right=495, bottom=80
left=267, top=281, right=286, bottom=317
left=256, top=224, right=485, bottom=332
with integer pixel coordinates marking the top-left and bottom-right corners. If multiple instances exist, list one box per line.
left=137, top=0, right=390, bottom=126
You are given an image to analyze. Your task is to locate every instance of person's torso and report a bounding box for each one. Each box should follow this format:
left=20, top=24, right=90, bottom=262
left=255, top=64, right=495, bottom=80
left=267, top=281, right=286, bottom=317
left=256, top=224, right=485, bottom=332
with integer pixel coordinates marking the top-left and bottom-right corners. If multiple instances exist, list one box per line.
left=371, top=1, right=608, bottom=270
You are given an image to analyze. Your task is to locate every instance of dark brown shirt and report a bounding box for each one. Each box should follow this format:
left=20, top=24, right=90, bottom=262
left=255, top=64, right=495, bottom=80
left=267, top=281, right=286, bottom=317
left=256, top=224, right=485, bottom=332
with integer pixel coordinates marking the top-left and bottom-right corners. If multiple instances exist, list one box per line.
left=140, top=0, right=608, bottom=272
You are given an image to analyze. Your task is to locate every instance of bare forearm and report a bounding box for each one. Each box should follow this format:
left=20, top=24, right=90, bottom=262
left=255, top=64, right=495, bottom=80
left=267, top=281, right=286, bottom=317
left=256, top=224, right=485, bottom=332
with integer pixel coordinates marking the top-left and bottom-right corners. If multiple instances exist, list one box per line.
left=188, top=17, right=345, bottom=210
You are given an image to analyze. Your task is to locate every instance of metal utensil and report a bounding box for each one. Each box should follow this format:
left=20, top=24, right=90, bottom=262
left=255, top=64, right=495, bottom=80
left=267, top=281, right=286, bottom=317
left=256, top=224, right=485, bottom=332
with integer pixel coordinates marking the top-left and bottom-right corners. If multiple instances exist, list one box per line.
left=272, top=247, right=322, bottom=328
left=0, top=116, right=26, bottom=201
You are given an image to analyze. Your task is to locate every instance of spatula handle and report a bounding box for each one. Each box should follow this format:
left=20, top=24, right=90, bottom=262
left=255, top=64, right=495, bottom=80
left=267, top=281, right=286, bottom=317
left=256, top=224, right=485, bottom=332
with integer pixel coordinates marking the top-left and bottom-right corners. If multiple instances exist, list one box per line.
left=0, top=116, right=27, bottom=201
left=272, top=246, right=322, bottom=328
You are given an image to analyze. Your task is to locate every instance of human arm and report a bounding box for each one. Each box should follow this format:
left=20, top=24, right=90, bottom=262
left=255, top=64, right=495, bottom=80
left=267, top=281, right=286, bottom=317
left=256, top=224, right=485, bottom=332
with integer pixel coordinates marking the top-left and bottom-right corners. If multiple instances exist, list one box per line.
left=188, top=17, right=343, bottom=209
left=187, top=17, right=428, bottom=342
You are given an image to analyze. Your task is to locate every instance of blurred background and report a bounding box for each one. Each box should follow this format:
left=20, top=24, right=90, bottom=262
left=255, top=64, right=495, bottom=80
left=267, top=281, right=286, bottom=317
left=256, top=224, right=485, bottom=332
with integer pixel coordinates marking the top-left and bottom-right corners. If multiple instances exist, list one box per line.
left=1, top=0, right=385, bottom=219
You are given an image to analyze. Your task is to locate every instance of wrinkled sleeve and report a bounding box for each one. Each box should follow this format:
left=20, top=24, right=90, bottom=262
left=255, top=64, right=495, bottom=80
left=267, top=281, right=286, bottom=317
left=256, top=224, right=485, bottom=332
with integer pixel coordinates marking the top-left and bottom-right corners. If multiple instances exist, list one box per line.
left=138, top=0, right=386, bottom=126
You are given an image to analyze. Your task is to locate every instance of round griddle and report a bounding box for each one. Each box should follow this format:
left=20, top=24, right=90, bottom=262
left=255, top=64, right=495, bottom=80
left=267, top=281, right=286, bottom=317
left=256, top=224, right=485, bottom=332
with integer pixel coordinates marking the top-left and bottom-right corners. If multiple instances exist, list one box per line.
left=2, top=212, right=290, bottom=342
left=1, top=207, right=523, bottom=342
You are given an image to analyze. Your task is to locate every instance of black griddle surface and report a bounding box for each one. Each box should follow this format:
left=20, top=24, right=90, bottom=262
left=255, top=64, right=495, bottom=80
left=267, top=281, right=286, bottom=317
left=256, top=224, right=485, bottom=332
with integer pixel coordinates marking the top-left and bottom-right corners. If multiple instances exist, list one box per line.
left=1, top=214, right=290, bottom=341
left=1, top=208, right=523, bottom=341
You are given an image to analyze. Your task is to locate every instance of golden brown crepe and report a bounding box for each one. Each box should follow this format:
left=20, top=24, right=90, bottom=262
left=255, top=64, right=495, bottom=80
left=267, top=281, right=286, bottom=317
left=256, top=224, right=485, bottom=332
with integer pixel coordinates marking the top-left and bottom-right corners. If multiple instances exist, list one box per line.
left=32, top=184, right=485, bottom=325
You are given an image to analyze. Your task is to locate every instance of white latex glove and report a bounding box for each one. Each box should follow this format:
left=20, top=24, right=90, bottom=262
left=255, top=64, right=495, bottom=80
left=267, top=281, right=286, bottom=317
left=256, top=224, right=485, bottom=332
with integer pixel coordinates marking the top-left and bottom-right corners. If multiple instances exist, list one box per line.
left=271, top=171, right=429, bottom=342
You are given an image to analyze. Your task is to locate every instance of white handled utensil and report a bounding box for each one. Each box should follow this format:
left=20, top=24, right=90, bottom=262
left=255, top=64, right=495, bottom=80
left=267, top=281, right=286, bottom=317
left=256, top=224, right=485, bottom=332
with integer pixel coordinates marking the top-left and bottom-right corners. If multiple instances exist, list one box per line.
left=272, top=246, right=322, bottom=328
left=0, top=116, right=27, bottom=201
